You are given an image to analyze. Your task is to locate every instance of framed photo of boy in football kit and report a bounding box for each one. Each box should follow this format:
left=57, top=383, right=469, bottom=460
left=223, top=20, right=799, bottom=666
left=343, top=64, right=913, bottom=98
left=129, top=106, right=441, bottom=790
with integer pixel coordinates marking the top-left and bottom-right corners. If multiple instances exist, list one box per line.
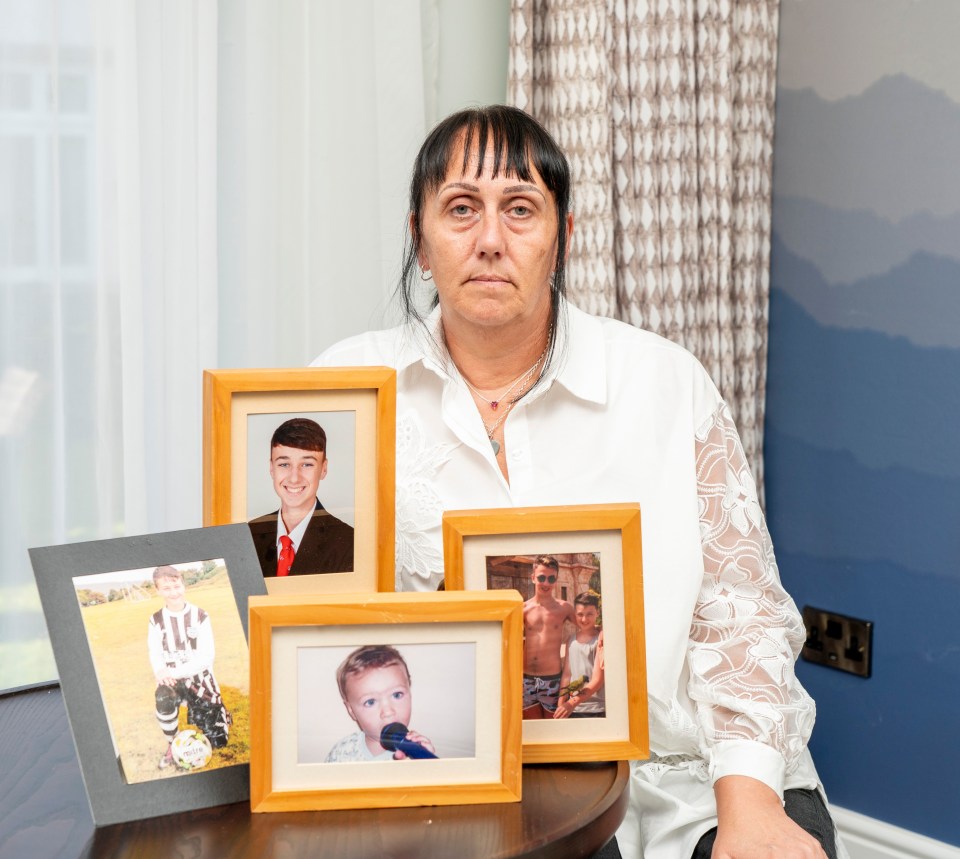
left=29, top=524, right=266, bottom=825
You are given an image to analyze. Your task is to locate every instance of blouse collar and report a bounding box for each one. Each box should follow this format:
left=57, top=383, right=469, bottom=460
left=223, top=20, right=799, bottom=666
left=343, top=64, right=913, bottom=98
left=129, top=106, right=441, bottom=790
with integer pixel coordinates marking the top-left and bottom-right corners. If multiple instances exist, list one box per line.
left=394, top=301, right=608, bottom=407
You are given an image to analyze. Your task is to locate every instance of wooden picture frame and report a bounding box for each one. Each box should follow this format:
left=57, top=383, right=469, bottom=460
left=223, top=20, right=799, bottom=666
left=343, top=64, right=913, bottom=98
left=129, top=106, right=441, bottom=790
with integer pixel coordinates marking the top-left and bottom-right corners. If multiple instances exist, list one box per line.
left=203, top=367, right=396, bottom=594
left=28, top=525, right=267, bottom=826
left=248, top=590, right=523, bottom=812
left=442, top=503, right=648, bottom=764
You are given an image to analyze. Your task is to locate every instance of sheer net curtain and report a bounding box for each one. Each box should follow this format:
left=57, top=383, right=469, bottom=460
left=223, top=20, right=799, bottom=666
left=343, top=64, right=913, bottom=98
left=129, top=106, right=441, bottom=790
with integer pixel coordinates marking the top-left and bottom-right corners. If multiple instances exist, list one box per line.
left=0, top=0, right=216, bottom=688
left=0, top=0, right=428, bottom=689
left=217, top=0, right=426, bottom=368
left=508, top=0, right=779, bottom=493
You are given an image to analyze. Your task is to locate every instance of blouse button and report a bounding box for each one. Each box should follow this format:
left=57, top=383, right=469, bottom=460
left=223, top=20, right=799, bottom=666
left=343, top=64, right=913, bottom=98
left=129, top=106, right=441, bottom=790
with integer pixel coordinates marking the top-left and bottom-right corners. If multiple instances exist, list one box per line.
left=511, top=448, right=523, bottom=459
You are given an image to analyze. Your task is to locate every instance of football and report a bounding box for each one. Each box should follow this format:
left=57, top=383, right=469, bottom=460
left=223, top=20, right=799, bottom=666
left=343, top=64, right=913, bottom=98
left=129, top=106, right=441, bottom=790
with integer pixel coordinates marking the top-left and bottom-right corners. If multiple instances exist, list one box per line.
left=170, top=728, right=213, bottom=770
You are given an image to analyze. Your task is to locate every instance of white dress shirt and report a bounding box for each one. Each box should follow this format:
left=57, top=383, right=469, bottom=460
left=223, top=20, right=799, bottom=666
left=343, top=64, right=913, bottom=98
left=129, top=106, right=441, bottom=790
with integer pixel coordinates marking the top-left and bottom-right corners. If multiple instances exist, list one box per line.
left=275, top=496, right=319, bottom=554
left=312, top=302, right=827, bottom=858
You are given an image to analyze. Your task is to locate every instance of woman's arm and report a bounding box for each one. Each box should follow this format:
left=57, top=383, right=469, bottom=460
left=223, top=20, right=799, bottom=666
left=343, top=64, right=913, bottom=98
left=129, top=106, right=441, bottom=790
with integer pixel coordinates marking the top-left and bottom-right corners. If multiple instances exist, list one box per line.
left=690, top=403, right=822, bottom=856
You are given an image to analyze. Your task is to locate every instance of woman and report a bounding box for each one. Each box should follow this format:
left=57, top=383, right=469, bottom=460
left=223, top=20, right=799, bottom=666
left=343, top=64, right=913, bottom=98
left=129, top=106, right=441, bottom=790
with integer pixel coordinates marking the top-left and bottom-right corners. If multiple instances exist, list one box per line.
left=314, top=106, right=840, bottom=859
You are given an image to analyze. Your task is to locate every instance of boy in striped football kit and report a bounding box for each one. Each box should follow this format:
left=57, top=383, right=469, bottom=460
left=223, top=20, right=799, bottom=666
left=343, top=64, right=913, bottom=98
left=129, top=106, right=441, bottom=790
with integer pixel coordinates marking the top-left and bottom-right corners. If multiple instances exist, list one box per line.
left=148, top=565, right=231, bottom=770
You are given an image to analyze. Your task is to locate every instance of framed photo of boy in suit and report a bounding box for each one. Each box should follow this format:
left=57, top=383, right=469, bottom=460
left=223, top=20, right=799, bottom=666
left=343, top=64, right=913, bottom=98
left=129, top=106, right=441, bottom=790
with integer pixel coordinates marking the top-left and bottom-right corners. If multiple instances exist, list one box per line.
left=203, top=368, right=396, bottom=595
left=442, top=503, right=648, bottom=765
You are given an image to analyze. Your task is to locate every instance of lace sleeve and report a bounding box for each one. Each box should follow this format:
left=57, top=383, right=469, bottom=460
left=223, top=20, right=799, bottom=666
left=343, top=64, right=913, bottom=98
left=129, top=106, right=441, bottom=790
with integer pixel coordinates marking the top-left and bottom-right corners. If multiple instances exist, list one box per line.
left=688, top=403, right=816, bottom=794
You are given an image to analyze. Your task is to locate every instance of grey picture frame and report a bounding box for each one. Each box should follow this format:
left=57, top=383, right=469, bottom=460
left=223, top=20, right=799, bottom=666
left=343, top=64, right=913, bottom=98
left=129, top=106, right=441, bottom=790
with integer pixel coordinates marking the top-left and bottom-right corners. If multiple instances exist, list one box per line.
left=28, top=524, right=267, bottom=826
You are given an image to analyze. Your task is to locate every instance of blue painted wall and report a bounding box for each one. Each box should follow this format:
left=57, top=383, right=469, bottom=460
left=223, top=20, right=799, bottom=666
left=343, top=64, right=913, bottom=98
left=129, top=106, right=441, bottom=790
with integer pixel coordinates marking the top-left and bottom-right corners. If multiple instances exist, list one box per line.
left=767, top=1, right=960, bottom=845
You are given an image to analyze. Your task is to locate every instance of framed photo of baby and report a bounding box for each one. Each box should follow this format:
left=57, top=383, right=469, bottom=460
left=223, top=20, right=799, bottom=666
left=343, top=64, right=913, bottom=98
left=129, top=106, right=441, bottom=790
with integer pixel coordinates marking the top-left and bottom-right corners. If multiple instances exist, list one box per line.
left=202, top=367, right=396, bottom=595
left=297, top=641, right=477, bottom=765
left=442, top=503, right=648, bottom=764
left=247, top=590, right=523, bottom=812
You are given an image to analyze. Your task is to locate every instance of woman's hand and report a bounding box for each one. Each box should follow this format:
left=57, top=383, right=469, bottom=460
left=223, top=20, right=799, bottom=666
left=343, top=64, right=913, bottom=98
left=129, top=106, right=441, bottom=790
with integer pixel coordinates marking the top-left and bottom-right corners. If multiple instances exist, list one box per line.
left=713, top=776, right=827, bottom=859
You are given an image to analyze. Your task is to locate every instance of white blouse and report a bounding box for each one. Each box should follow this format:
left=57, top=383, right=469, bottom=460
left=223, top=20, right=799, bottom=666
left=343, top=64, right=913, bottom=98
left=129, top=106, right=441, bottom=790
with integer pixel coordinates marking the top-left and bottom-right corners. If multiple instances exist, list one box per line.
left=313, top=303, right=826, bottom=858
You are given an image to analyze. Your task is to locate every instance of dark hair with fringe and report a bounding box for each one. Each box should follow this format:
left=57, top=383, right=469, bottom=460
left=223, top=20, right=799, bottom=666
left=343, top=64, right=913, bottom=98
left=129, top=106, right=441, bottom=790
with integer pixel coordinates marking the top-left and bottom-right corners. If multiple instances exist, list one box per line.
left=398, top=105, right=571, bottom=388
left=574, top=591, right=600, bottom=610
left=270, top=417, right=326, bottom=454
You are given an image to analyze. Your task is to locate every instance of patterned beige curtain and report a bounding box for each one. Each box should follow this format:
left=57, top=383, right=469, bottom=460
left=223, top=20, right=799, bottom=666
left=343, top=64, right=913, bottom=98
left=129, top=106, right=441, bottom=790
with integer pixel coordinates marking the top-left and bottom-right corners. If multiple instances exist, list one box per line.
left=509, top=0, right=779, bottom=494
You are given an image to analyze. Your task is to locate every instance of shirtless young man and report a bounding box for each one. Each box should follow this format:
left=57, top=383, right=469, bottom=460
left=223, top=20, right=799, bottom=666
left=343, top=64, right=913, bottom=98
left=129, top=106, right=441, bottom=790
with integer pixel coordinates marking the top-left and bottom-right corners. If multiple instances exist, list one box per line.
left=521, top=555, right=576, bottom=719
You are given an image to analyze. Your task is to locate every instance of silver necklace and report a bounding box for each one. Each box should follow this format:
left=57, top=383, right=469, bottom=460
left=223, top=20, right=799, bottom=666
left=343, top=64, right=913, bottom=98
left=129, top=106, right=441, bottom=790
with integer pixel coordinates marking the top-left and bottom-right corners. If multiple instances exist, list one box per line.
left=476, top=344, right=549, bottom=456
left=462, top=361, right=538, bottom=411
left=482, top=401, right=515, bottom=456
left=460, top=326, right=552, bottom=412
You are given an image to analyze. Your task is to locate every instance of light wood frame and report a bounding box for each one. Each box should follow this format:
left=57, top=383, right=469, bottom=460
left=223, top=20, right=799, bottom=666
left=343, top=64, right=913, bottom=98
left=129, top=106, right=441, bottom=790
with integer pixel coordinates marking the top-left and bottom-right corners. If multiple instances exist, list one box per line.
left=248, top=590, right=523, bottom=812
left=442, top=502, right=648, bottom=764
left=203, top=367, right=395, bottom=594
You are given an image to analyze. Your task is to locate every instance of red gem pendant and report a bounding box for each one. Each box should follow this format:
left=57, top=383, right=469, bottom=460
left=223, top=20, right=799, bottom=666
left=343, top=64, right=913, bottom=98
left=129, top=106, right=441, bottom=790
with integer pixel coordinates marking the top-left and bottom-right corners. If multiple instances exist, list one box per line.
left=490, top=401, right=499, bottom=410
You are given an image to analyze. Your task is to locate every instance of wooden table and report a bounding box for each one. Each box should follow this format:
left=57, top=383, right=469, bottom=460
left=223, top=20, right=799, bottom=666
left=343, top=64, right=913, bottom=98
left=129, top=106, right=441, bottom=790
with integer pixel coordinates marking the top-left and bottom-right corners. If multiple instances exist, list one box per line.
left=1, top=684, right=628, bottom=859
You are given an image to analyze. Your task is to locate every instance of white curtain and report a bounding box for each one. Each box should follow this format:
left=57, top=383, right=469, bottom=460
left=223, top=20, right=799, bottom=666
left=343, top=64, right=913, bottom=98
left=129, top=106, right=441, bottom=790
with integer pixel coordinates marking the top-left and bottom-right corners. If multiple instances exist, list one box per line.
left=217, top=0, right=427, bottom=368
left=112, top=0, right=220, bottom=534
left=0, top=0, right=217, bottom=687
left=0, top=0, right=428, bottom=689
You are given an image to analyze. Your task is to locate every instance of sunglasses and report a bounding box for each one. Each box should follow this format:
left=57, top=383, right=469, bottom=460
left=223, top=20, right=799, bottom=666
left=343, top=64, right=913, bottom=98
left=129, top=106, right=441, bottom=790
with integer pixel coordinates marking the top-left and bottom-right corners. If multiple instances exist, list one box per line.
left=535, top=574, right=557, bottom=583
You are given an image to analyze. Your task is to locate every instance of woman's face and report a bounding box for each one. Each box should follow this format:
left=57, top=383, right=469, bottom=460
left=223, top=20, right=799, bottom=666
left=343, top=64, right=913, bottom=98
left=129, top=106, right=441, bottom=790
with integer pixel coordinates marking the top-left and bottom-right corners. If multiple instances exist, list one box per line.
left=416, top=136, right=570, bottom=336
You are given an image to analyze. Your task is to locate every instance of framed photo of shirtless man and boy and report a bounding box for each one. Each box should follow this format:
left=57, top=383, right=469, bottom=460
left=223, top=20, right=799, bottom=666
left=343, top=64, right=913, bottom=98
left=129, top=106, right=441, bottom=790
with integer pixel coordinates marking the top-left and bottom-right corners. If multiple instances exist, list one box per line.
left=202, top=367, right=396, bottom=595
left=247, top=590, right=523, bottom=812
left=442, top=503, right=648, bottom=764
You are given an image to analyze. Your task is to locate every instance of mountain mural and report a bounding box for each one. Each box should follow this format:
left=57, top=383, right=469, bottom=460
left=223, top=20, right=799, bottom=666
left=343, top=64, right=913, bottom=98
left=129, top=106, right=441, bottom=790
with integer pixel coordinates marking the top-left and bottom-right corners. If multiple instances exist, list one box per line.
left=772, top=196, right=960, bottom=283
left=765, top=288, right=960, bottom=479
left=770, top=235, right=960, bottom=348
left=773, top=75, right=960, bottom=220
left=768, top=4, right=960, bottom=846
left=764, top=421, right=960, bottom=580
left=772, top=547, right=960, bottom=844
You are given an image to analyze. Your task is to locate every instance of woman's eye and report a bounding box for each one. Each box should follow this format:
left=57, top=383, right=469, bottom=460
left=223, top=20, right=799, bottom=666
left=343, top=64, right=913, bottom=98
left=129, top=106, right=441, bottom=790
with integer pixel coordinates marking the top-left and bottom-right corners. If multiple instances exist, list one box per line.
left=512, top=205, right=531, bottom=216
left=451, top=204, right=472, bottom=216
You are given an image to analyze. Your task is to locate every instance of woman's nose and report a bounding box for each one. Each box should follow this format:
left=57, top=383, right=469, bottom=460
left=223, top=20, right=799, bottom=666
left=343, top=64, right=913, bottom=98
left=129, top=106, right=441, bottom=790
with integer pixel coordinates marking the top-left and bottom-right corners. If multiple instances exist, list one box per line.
left=475, top=210, right=505, bottom=256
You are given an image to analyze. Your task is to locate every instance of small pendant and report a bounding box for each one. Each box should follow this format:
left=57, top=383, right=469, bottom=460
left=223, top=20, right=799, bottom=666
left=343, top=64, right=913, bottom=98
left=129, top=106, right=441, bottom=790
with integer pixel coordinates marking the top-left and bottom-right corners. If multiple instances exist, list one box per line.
left=490, top=438, right=500, bottom=456
left=490, top=401, right=499, bottom=410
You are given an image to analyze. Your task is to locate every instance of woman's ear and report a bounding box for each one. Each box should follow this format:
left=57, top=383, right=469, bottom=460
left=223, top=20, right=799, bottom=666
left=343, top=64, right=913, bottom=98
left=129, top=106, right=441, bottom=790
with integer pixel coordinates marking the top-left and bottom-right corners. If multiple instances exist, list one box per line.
left=409, top=213, right=424, bottom=266
left=564, top=213, right=575, bottom=261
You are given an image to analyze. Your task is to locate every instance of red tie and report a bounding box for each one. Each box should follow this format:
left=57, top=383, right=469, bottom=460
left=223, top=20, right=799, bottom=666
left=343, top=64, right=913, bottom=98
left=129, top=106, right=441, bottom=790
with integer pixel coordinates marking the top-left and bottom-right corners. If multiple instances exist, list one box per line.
left=277, top=535, right=295, bottom=577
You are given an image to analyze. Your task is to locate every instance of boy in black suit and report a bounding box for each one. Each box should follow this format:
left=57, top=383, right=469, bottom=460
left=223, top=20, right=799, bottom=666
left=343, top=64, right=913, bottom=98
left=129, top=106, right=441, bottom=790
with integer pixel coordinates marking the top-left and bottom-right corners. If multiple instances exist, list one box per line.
left=248, top=418, right=354, bottom=577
